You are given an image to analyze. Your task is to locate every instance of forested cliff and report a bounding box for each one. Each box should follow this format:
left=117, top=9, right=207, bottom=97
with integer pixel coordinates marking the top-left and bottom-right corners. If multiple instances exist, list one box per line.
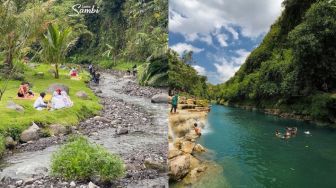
left=212, top=0, right=336, bottom=124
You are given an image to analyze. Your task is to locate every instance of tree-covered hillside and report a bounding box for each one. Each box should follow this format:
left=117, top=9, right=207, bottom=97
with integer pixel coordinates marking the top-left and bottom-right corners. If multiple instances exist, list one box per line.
left=168, top=50, right=208, bottom=98
left=213, top=0, right=336, bottom=123
left=0, top=0, right=168, bottom=87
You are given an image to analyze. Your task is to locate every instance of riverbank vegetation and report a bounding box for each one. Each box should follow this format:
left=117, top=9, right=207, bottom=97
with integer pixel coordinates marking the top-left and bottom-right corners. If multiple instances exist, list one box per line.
left=51, top=136, right=125, bottom=182
left=68, top=0, right=169, bottom=87
left=212, top=0, right=336, bottom=124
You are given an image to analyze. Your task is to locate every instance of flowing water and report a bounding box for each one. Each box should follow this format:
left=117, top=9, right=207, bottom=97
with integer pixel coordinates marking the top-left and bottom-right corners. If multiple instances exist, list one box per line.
left=197, top=105, right=336, bottom=188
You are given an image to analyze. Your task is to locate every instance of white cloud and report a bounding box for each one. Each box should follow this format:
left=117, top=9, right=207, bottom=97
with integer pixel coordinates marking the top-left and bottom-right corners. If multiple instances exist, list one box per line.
left=169, top=0, right=283, bottom=42
left=170, top=43, right=204, bottom=55
left=212, top=49, right=251, bottom=82
left=214, top=62, right=240, bottom=83
left=217, top=34, right=228, bottom=47
left=193, top=65, right=207, bottom=76
left=232, top=49, right=250, bottom=65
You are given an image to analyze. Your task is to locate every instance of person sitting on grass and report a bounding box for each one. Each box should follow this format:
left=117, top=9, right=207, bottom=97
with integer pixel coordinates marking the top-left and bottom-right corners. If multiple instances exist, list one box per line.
left=51, top=89, right=73, bottom=109
left=194, top=123, right=202, bottom=136
left=17, top=82, right=34, bottom=98
left=70, top=68, right=78, bottom=77
left=33, top=92, right=48, bottom=110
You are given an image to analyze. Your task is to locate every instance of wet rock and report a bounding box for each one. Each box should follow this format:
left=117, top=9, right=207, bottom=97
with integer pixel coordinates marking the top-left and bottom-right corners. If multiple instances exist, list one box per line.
left=20, top=123, right=40, bottom=142
left=88, top=181, right=99, bottom=188
left=15, top=180, right=23, bottom=186
left=169, top=154, right=190, bottom=181
left=49, top=124, right=67, bottom=136
left=96, top=89, right=102, bottom=93
left=46, top=83, right=69, bottom=94
left=116, top=127, right=128, bottom=135
left=151, top=93, right=169, bottom=104
left=93, top=116, right=110, bottom=123
left=70, top=181, right=76, bottom=187
left=76, top=91, right=89, bottom=99
left=193, top=144, right=205, bottom=153
left=6, top=101, right=24, bottom=112
left=180, top=141, right=195, bottom=154
left=5, top=136, right=17, bottom=149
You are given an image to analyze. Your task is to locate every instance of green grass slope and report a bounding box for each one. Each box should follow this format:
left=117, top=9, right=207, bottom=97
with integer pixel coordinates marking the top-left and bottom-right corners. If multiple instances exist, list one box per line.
left=0, top=64, right=101, bottom=140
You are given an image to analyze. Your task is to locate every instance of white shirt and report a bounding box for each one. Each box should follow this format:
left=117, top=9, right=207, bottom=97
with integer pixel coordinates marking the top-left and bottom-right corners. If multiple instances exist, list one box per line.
left=34, top=96, right=47, bottom=108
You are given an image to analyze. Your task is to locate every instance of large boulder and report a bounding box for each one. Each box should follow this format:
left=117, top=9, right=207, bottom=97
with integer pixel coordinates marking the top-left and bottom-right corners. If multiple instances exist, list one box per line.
left=6, top=101, right=24, bottom=112
left=169, top=154, right=191, bottom=180
left=193, top=144, right=206, bottom=153
left=169, top=143, right=182, bottom=159
left=151, top=93, right=169, bottom=103
left=76, top=91, right=89, bottom=99
left=49, top=124, right=68, bottom=136
left=20, top=123, right=40, bottom=142
left=5, top=136, right=17, bottom=149
left=46, top=83, right=69, bottom=94
left=180, top=141, right=195, bottom=154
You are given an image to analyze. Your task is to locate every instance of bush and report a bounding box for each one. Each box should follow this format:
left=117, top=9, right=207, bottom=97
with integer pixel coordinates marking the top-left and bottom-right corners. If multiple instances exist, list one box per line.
left=51, top=136, right=125, bottom=182
left=0, top=136, right=5, bottom=158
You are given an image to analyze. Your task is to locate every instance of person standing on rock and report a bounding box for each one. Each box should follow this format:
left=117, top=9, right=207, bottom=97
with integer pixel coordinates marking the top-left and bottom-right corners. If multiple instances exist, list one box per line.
left=170, top=92, right=179, bottom=114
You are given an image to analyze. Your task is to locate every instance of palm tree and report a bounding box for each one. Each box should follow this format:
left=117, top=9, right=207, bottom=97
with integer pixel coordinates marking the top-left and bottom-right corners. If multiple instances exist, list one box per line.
left=41, top=23, right=72, bottom=78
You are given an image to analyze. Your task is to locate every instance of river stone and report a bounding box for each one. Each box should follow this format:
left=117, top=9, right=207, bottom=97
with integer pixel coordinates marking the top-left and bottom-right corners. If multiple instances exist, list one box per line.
left=49, top=124, right=67, bottom=136
left=169, top=143, right=182, bottom=159
left=116, top=127, right=128, bottom=135
left=46, top=83, right=69, bottom=94
left=151, top=93, right=169, bottom=103
left=76, top=91, right=89, bottom=99
left=70, top=181, right=76, bottom=187
left=6, top=101, right=24, bottom=112
left=20, top=123, right=40, bottom=142
left=93, top=116, right=110, bottom=123
left=180, top=141, right=195, bottom=154
left=88, top=181, right=99, bottom=188
left=193, top=144, right=205, bottom=153
left=169, top=154, right=190, bottom=181
left=5, top=136, right=17, bottom=149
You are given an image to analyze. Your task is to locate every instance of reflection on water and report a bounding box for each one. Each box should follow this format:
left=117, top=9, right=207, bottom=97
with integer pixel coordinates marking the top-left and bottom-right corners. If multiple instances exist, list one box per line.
left=198, top=105, right=336, bottom=188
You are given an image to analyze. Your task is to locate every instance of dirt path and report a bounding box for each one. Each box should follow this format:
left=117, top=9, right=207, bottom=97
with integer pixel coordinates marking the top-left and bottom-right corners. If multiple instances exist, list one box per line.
left=0, top=71, right=168, bottom=188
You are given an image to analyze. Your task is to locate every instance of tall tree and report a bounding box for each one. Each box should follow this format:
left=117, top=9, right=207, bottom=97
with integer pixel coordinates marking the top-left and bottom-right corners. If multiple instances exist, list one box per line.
left=41, top=23, right=72, bottom=78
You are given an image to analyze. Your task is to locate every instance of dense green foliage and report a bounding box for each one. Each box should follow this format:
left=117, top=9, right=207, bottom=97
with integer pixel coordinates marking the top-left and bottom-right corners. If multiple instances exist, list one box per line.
left=214, top=0, right=336, bottom=123
left=168, top=50, right=208, bottom=98
left=51, top=136, right=125, bottom=182
left=41, top=23, right=72, bottom=78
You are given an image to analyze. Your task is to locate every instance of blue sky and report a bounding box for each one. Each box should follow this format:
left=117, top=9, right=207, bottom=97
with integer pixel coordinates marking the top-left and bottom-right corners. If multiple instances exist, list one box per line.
left=169, top=0, right=283, bottom=84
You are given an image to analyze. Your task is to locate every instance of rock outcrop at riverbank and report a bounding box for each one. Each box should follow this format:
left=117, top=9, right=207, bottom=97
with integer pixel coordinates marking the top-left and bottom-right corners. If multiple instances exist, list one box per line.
left=168, top=100, right=213, bottom=186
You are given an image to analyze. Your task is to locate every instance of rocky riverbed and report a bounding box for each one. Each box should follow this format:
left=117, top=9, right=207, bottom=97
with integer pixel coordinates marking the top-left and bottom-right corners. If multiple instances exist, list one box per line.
left=0, top=71, right=168, bottom=188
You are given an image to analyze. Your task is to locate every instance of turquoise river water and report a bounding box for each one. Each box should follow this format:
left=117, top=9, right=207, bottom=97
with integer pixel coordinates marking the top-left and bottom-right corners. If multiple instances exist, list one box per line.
left=197, top=105, right=336, bottom=188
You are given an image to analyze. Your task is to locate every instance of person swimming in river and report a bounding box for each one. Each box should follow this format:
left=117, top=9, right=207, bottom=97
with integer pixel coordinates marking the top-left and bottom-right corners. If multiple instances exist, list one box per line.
left=17, top=82, right=34, bottom=98
left=194, top=123, right=202, bottom=136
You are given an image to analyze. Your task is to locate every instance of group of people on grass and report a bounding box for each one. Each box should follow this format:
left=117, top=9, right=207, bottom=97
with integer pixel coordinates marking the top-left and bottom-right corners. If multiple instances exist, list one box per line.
left=17, top=82, right=73, bottom=111
left=88, top=64, right=100, bottom=84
